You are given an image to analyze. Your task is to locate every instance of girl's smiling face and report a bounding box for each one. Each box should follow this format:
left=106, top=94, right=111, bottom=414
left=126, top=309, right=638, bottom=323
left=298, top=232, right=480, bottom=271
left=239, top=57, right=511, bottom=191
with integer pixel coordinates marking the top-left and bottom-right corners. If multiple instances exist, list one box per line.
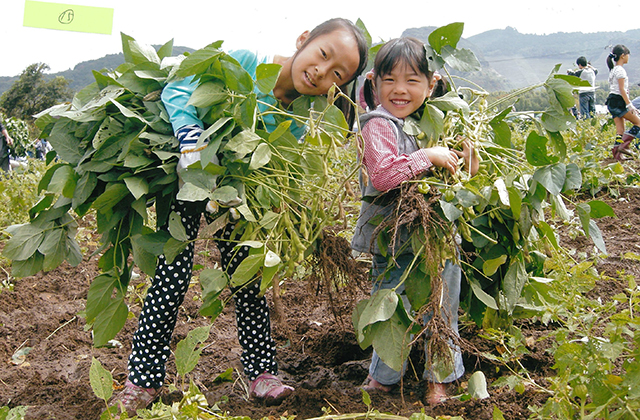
left=290, top=29, right=361, bottom=96
left=375, top=62, right=434, bottom=119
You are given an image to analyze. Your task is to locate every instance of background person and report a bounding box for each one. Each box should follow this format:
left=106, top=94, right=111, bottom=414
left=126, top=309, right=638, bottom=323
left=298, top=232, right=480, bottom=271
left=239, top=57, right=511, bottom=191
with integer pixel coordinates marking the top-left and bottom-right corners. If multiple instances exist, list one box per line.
left=0, top=120, right=14, bottom=172
left=567, top=56, right=598, bottom=119
left=605, top=45, right=640, bottom=160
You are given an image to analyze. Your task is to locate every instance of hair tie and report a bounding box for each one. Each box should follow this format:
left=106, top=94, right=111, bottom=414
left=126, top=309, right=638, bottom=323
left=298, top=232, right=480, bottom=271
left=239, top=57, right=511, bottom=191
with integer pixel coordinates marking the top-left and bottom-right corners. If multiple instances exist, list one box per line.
left=609, top=52, right=616, bottom=59
left=365, top=70, right=375, bottom=80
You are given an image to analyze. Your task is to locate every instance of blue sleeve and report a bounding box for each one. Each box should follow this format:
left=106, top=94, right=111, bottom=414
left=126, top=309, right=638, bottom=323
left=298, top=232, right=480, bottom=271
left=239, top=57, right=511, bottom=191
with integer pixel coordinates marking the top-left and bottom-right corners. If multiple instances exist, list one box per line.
left=161, top=75, right=203, bottom=134
left=161, top=50, right=261, bottom=134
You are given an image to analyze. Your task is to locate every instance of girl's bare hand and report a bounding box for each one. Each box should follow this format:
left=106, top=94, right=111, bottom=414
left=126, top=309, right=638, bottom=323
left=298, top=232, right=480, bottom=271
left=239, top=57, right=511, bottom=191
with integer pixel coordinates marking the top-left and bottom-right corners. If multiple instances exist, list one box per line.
left=453, top=138, right=479, bottom=176
left=425, top=146, right=460, bottom=175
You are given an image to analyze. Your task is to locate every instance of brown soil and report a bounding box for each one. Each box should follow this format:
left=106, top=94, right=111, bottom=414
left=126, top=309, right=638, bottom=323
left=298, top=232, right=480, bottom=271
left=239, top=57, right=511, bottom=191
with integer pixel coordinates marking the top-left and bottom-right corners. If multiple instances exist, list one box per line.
left=1, top=180, right=639, bottom=420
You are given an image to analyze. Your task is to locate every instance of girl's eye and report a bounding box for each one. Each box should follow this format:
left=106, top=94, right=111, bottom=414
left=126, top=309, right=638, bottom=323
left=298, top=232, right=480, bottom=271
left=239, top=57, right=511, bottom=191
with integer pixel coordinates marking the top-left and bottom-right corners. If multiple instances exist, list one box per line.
left=334, top=71, right=343, bottom=81
left=320, top=49, right=327, bottom=59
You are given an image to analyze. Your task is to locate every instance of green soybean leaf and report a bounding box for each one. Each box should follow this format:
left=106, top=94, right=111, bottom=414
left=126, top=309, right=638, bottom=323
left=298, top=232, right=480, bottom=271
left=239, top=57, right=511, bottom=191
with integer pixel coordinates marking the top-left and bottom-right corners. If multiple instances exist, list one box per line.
left=177, top=182, right=212, bottom=202
left=90, top=357, right=113, bottom=402
left=200, top=269, right=228, bottom=300
left=440, top=200, right=463, bottom=222
left=124, top=176, right=149, bottom=200
left=175, top=325, right=211, bottom=376
left=430, top=91, right=470, bottom=116
left=122, top=33, right=160, bottom=65
left=503, top=256, right=527, bottom=314
left=540, top=110, right=575, bottom=133
left=38, top=228, right=67, bottom=272
left=223, top=130, right=261, bottom=157
left=548, top=130, right=567, bottom=160
left=11, top=252, right=44, bottom=278
left=507, top=187, right=522, bottom=220
left=256, top=63, right=281, bottom=94
left=469, top=277, right=499, bottom=310
left=370, top=304, right=412, bottom=371
left=229, top=254, right=264, bottom=287
left=587, top=200, right=616, bottom=219
left=175, top=42, right=224, bottom=79
left=563, top=163, right=582, bottom=191
left=489, top=108, right=513, bottom=148
left=199, top=269, right=228, bottom=317
left=221, top=56, right=254, bottom=94
left=545, top=77, right=575, bottom=112
left=258, top=211, right=280, bottom=230
left=588, top=219, right=606, bottom=254
left=576, top=203, right=593, bottom=236
left=533, top=163, right=566, bottom=196
left=168, top=211, right=189, bottom=241
left=428, top=22, right=464, bottom=53
left=85, top=271, right=120, bottom=323
left=133, top=230, right=171, bottom=256
left=483, top=255, right=507, bottom=277
left=525, top=131, right=559, bottom=166
left=163, top=238, right=188, bottom=264
left=3, top=224, right=45, bottom=261
left=157, top=39, right=174, bottom=60
left=419, top=103, right=444, bottom=142
left=93, top=297, right=128, bottom=347
left=93, top=183, right=130, bottom=215
left=441, top=45, right=482, bottom=72
left=538, top=221, right=559, bottom=250
left=187, top=80, right=228, bottom=107
left=357, top=289, right=399, bottom=333
left=72, top=172, right=98, bottom=210
left=404, top=269, right=431, bottom=311
left=47, top=165, right=77, bottom=198
left=131, top=234, right=158, bottom=276
left=48, top=119, right=84, bottom=165
left=249, top=143, right=272, bottom=170
left=211, top=185, right=241, bottom=204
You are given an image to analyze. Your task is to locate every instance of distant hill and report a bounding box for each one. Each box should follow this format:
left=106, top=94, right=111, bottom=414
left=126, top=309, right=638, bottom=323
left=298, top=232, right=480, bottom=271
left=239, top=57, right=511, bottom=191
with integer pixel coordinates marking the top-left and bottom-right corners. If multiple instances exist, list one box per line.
left=2, top=28, right=640, bottom=97
left=0, top=46, right=194, bottom=97
left=403, top=26, right=640, bottom=91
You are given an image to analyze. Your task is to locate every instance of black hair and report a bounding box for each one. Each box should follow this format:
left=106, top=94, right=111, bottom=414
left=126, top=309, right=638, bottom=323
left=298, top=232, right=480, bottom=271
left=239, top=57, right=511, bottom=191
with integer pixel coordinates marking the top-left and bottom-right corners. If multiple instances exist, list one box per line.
left=297, top=18, right=369, bottom=128
left=576, top=56, right=587, bottom=67
left=362, top=37, right=434, bottom=111
left=607, top=44, right=630, bottom=70
left=430, top=77, right=449, bottom=99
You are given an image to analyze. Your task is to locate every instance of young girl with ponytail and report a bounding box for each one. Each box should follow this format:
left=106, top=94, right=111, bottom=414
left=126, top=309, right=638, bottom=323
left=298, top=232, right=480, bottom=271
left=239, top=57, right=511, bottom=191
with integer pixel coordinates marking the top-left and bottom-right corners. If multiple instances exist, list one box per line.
left=605, top=44, right=640, bottom=160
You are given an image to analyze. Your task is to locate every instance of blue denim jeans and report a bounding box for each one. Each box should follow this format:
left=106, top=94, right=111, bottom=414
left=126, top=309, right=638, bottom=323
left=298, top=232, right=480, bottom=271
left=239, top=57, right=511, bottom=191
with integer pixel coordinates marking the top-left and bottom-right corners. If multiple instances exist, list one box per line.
left=579, top=92, right=595, bottom=119
left=368, top=253, right=465, bottom=385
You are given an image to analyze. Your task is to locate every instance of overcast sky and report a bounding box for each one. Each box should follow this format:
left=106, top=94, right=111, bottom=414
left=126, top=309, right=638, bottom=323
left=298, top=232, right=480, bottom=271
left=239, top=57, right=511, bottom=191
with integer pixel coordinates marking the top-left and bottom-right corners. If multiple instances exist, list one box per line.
left=2, top=0, right=634, bottom=77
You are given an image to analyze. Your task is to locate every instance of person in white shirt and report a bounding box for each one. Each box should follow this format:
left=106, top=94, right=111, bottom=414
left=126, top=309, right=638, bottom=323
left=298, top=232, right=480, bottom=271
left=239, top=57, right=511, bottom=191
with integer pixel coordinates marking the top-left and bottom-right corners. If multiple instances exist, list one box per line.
left=568, top=56, right=597, bottom=119
left=605, top=45, right=640, bottom=160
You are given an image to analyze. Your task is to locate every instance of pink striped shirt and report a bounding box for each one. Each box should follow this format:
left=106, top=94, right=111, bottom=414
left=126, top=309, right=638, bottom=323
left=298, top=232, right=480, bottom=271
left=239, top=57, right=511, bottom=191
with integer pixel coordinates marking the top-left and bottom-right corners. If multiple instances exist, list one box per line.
left=361, top=111, right=432, bottom=192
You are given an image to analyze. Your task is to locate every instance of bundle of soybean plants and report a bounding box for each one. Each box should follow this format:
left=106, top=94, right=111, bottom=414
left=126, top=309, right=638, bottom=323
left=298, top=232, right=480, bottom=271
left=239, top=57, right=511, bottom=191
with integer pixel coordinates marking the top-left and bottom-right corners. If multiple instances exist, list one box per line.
left=2, top=34, right=358, bottom=346
left=352, top=23, right=615, bottom=378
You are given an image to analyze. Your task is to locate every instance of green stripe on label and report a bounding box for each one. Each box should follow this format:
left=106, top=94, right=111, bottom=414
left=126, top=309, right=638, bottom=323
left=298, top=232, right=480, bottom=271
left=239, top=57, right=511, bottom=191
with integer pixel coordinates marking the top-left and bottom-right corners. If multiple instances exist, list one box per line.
left=23, top=1, right=114, bottom=35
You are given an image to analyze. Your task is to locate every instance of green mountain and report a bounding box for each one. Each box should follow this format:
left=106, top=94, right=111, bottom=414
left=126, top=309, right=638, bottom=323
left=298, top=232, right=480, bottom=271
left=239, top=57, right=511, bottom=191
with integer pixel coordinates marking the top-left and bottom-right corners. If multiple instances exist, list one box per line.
left=403, top=26, right=640, bottom=91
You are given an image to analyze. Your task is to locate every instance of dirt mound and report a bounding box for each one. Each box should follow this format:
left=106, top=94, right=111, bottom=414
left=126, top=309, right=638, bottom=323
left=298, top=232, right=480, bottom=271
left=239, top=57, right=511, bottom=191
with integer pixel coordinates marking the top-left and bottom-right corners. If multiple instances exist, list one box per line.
left=1, top=181, right=639, bottom=419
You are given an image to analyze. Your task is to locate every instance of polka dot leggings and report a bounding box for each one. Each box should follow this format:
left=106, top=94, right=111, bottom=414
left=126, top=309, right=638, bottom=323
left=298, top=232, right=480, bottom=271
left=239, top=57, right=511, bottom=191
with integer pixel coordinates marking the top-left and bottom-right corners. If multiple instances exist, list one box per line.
left=128, top=201, right=277, bottom=389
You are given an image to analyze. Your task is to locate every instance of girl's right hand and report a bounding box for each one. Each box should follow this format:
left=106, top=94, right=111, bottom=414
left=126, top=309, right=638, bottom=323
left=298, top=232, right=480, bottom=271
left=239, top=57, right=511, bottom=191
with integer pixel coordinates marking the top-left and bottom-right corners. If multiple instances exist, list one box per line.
left=425, top=146, right=460, bottom=175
